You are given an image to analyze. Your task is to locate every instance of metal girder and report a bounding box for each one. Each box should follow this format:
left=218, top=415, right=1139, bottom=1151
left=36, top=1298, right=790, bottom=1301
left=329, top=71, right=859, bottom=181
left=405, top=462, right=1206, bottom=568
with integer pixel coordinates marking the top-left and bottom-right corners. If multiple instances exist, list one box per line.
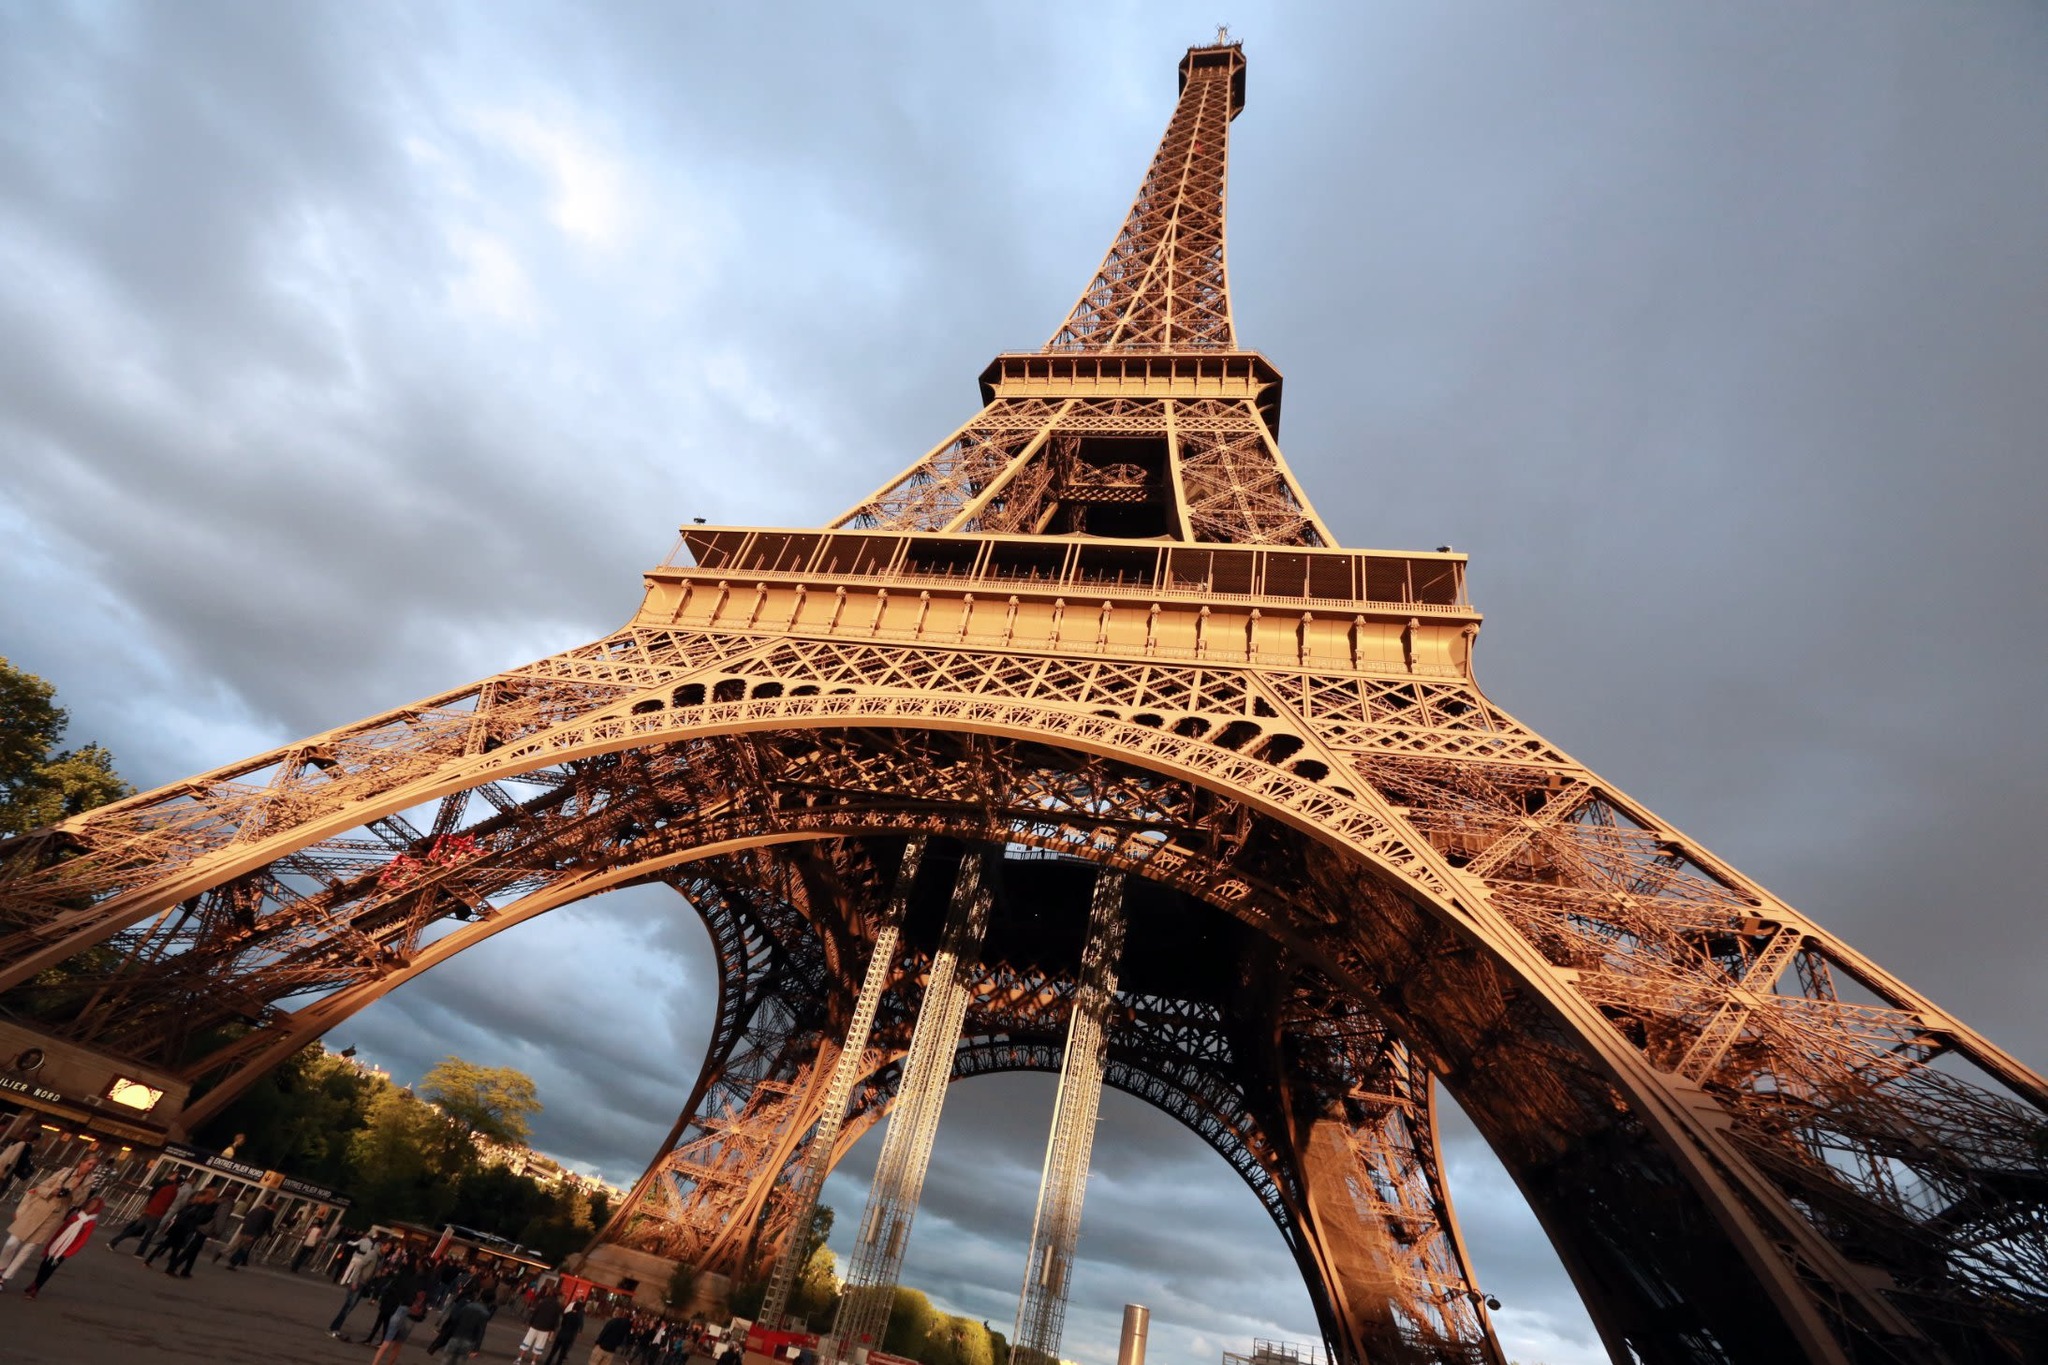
left=831, top=850, right=995, bottom=1359
left=1, top=34, right=2043, bottom=1365
left=1013, top=869, right=1127, bottom=1365
left=760, top=838, right=926, bottom=1327
left=5, top=638, right=2043, bottom=1359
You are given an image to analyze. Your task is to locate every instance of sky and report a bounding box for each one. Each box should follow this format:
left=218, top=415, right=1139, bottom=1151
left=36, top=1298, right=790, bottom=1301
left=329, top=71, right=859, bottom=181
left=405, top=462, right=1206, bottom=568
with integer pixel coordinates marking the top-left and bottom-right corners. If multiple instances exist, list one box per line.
left=3, top=3, right=2046, bottom=1364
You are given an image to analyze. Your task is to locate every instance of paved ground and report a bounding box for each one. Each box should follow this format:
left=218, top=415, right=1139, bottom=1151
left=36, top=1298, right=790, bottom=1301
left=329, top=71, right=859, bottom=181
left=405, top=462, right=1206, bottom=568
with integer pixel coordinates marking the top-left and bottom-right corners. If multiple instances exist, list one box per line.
left=0, top=1245, right=528, bottom=1365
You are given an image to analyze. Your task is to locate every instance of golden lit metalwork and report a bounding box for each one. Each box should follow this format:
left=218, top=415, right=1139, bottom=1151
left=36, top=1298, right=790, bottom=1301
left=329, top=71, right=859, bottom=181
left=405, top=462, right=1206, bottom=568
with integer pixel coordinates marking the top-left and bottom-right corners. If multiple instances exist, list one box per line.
left=2, top=37, right=2043, bottom=1365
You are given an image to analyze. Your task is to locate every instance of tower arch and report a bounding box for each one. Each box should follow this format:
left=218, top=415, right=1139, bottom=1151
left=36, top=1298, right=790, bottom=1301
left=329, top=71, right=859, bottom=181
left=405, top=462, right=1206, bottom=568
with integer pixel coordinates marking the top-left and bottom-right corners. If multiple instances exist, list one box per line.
left=2, top=34, right=2041, bottom=1365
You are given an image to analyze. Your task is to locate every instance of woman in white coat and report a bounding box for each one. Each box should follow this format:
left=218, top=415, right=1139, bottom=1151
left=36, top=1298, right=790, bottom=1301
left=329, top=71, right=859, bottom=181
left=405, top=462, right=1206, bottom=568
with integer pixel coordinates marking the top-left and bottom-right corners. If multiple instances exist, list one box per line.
left=0, top=1170, right=75, bottom=1290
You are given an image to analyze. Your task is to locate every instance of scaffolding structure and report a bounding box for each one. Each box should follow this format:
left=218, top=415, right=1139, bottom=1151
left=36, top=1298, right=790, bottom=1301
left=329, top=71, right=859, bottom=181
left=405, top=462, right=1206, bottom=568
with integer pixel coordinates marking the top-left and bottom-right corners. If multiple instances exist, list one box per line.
left=1012, top=869, right=1127, bottom=1365
left=829, top=850, right=994, bottom=1359
left=761, top=838, right=927, bottom=1328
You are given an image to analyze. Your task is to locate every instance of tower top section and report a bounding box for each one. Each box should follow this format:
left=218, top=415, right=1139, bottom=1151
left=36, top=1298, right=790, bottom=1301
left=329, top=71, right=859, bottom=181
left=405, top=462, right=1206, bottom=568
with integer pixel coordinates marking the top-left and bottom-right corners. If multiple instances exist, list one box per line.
left=823, top=41, right=1335, bottom=547
left=1047, top=40, right=1247, bottom=353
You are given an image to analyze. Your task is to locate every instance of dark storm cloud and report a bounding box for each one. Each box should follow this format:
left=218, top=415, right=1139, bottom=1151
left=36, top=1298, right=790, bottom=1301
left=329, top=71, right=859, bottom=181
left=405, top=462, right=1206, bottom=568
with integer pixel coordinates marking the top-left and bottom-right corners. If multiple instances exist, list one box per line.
left=4, top=4, right=2043, bottom=1364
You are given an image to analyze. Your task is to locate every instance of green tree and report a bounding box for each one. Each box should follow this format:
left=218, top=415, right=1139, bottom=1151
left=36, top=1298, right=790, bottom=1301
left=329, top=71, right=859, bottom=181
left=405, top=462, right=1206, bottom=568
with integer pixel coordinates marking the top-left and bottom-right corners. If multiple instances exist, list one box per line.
left=790, top=1245, right=841, bottom=1330
left=0, top=657, right=131, bottom=834
left=349, top=1085, right=448, bottom=1223
left=729, top=1278, right=768, bottom=1320
left=196, top=1046, right=375, bottom=1187
left=667, top=1262, right=699, bottom=1312
left=453, top=1162, right=558, bottom=1238
left=801, top=1203, right=835, bottom=1263
left=419, top=1055, right=542, bottom=1144
left=884, top=1287, right=940, bottom=1359
left=196, top=1045, right=606, bottom=1252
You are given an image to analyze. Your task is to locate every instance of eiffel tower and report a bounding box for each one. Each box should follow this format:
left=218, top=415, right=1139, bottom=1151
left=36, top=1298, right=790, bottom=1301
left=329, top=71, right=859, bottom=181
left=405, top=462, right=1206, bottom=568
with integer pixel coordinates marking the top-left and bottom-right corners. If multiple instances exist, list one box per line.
left=2, top=36, right=2044, bottom=1365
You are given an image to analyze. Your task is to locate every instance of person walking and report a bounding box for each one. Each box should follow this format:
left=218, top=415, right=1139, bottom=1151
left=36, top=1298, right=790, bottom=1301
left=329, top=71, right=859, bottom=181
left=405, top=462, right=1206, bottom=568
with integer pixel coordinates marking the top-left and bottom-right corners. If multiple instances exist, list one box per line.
left=107, top=1171, right=184, bottom=1253
left=430, top=1257, right=461, bottom=1307
left=587, top=1309, right=634, bottom=1365
left=144, top=1184, right=211, bottom=1268
left=44, top=1152, right=102, bottom=1197
left=439, top=1291, right=494, bottom=1362
left=330, top=1235, right=385, bottom=1337
left=290, top=1215, right=328, bottom=1272
left=22, top=1196, right=102, bottom=1300
left=517, top=1287, right=565, bottom=1364
left=0, top=1168, right=74, bottom=1291
left=370, top=1273, right=433, bottom=1364
left=361, top=1254, right=425, bottom=1345
left=218, top=1194, right=277, bottom=1268
left=331, top=1227, right=375, bottom=1281
left=164, top=1186, right=227, bottom=1277
left=0, top=1131, right=38, bottom=1198
left=138, top=1175, right=196, bottom=1260
left=541, top=1298, right=585, bottom=1365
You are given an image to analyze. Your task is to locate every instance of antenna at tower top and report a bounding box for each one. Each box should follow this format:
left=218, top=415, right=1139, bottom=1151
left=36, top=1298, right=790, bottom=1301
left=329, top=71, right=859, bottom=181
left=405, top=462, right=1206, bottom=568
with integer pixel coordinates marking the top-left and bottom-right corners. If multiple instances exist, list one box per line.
left=1216, top=23, right=1232, bottom=45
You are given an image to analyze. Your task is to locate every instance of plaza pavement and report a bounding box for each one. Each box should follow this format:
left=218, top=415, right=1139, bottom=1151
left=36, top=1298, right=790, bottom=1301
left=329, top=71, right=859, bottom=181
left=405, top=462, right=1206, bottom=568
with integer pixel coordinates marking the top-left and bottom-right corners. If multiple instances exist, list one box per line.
left=0, top=1244, right=527, bottom=1364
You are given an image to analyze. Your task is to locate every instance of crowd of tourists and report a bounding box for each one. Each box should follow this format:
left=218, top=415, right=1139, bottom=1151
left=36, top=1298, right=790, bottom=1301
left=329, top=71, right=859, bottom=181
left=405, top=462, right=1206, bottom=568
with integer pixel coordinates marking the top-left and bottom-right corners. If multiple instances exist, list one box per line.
left=3, top=1128, right=751, bottom=1365
left=320, top=1230, right=724, bottom=1365
left=2, top=1137, right=328, bottom=1295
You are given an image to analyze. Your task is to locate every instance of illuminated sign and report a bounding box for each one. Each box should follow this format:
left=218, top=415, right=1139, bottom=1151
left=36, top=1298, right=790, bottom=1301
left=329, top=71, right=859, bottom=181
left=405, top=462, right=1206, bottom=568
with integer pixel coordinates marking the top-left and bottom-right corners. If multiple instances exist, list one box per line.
left=105, top=1078, right=164, bottom=1112
left=0, top=1074, right=62, bottom=1105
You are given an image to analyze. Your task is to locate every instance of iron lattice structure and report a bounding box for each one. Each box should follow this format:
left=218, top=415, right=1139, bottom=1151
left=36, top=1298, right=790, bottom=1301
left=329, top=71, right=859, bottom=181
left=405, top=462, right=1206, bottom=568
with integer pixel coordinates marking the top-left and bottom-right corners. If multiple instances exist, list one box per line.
left=1013, top=867, right=1128, bottom=1365
left=1, top=38, right=2044, bottom=1365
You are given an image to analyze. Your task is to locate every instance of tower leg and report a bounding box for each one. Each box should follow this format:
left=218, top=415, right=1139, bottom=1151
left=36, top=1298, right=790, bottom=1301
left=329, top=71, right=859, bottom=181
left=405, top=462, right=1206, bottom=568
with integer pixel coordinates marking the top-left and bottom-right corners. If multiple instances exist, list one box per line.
left=760, top=838, right=926, bottom=1328
left=1012, top=869, right=1127, bottom=1365
left=830, top=849, right=995, bottom=1360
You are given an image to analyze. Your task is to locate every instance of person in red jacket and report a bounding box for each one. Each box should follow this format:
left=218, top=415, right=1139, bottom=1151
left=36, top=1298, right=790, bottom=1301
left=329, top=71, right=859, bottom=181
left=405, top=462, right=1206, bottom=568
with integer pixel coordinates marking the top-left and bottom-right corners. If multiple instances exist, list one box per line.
left=24, top=1196, right=103, bottom=1299
left=107, top=1172, right=185, bottom=1253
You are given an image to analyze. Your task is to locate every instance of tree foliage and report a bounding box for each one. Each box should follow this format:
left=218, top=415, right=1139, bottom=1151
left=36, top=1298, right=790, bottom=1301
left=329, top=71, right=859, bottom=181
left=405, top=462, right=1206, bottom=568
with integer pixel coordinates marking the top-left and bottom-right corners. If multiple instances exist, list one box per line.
left=667, top=1261, right=699, bottom=1311
left=419, top=1054, right=543, bottom=1143
left=729, top=1277, right=768, bottom=1320
left=198, top=1046, right=605, bottom=1262
left=884, top=1287, right=941, bottom=1358
left=881, top=1287, right=1008, bottom=1365
left=789, top=1245, right=841, bottom=1329
left=0, top=656, right=131, bottom=835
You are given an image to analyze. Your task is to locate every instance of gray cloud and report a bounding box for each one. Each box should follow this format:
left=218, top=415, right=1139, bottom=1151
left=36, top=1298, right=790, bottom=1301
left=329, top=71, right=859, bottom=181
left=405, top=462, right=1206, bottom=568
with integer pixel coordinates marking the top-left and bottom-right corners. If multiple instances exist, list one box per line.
left=5, top=5, right=2044, bottom=1364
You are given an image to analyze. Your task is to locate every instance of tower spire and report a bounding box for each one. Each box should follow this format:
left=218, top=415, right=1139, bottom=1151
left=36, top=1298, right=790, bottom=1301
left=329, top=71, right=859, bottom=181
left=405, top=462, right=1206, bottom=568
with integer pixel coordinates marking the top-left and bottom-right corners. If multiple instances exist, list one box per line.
left=834, top=39, right=1333, bottom=545
left=1047, top=39, right=1245, bottom=352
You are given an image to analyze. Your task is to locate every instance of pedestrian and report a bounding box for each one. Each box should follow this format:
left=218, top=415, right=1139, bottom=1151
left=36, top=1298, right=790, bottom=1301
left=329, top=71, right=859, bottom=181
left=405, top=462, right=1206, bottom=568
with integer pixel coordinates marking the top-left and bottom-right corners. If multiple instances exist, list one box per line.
left=328, top=1229, right=365, bottom=1281
left=107, top=1171, right=184, bottom=1253
left=328, top=1234, right=384, bottom=1338
left=517, top=1287, right=565, bottom=1364
left=361, top=1254, right=424, bottom=1345
left=440, top=1291, right=494, bottom=1362
left=45, top=1152, right=102, bottom=1195
left=541, top=1298, right=585, bottom=1365
left=425, top=1287, right=469, bottom=1357
left=23, top=1196, right=102, bottom=1300
left=371, top=1274, right=433, bottom=1364
left=588, top=1309, right=634, bottom=1365
left=0, top=1131, right=38, bottom=1197
left=165, top=1186, right=228, bottom=1277
left=218, top=1194, right=278, bottom=1268
left=431, top=1257, right=460, bottom=1307
left=145, top=1185, right=214, bottom=1268
left=139, top=1174, right=196, bottom=1260
left=0, top=1168, right=74, bottom=1291
left=291, top=1215, right=328, bottom=1272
